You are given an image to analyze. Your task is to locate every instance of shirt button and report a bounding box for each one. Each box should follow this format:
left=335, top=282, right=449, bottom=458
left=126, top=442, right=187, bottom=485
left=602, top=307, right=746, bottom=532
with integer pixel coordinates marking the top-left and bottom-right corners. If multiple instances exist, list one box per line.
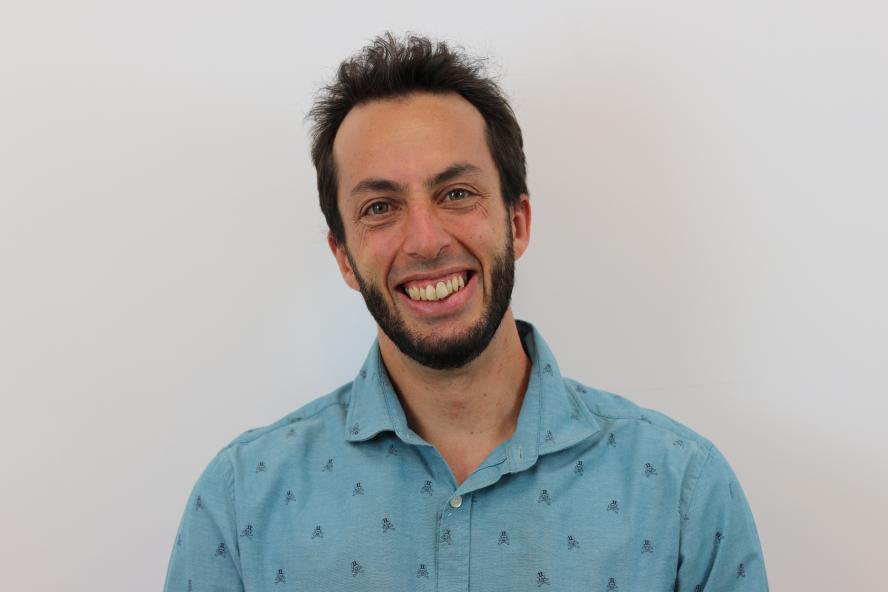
left=449, top=495, right=463, bottom=509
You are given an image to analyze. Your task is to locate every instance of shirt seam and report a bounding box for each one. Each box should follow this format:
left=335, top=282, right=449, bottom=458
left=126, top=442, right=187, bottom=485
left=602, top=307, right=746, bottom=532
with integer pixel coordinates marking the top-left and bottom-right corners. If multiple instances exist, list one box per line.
left=224, top=400, right=349, bottom=449
left=679, top=444, right=769, bottom=586
left=683, top=442, right=716, bottom=518
left=219, top=447, right=245, bottom=585
left=589, top=410, right=705, bottom=445
left=297, top=399, right=348, bottom=423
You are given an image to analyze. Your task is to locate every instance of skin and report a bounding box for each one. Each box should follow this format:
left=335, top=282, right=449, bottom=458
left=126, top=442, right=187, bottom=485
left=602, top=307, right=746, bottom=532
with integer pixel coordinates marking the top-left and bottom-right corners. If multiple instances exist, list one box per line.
left=327, top=91, right=532, bottom=485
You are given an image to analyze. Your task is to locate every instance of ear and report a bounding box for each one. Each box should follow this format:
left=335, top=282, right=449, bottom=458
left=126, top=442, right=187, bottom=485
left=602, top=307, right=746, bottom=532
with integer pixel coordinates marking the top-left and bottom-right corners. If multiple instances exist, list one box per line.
left=327, top=231, right=361, bottom=292
left=510, top=193, right=531, bottom=261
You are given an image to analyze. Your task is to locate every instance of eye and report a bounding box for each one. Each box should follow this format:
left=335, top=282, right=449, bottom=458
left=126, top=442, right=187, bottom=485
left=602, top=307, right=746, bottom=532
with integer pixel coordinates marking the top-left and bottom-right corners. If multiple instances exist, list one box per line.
left=362, top=201, right=391, bottom=217
left=444, top=188, right=472, bottom=201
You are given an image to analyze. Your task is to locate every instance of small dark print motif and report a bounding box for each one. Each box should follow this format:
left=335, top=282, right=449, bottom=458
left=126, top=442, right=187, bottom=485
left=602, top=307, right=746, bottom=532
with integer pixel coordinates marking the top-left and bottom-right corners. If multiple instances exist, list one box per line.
left=322, top=458, right=334, bottom=472
left=256, top=461, right=267, bottom=473
left=289, top=416, right=302, bottom=423
left=176, top=533, right=182, bottom=547
left=607, top=500, right=620, bottom=513
left=349, top=423, right=360, bottom=436
left=715, top=530, right=724, bottom=544
left=240, top=525, right=254, bottom=539
left=215, top=542, right=227, bottom=558
left=545, top=430, right=554, bottom=442
left=285, top=490, right=297, bottom=504
left=274, top=568, right=286, bottom=584
left=574, top=460, right=584, bottom=475
left=498, top=530, right=510, bottom=545
left=729, top=482, right=735, bottom=499
left=416, top=563, right=429, bottom=578
left=642, top=539, right=653, bottom=554
left=382, top=517, right=395, bottom=532
left=359, top=368, right=367, bottom=379
left=607, top=577, right=619, bottom=590
left=351, top=560, right=364, bottom=577
left=311, top=525, right=323, bottom=539
left=673, top=439, right=685, bottom=448
left=543, top=363, right=553, bottom=376
left=737, top=563, right=746, bottom=578
left=440, top=529, right=452, bottom=545
left=536, top=571, right=551, bottom=586
left=640, top=415, right=652, bottom=424
left=352, top=482, right=364, bottom=496
left=194, top=495, right=204, bottom=511
left=567, top=535, right=580, bottom=550
left=388, top=444, right=398, bottom=456
left=644, top=463, right=658, bottom=477
left=187, top=579, right=192, bottom=591
left=537, top=489, right=552, bottom=505
left=420, top=480, right=433, bottom=496
left=607, top=433, right=617, bottom=447
left=286, top=428, right=296, bottom=437
left=694, top=586, right=703, bottom=592
left=577, top=384, right=587, bottom=393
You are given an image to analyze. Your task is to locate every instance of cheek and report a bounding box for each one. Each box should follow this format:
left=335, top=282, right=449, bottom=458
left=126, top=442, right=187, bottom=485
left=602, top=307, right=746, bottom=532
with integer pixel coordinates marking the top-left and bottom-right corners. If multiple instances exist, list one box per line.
left=362, top=243, right=401, bottom=286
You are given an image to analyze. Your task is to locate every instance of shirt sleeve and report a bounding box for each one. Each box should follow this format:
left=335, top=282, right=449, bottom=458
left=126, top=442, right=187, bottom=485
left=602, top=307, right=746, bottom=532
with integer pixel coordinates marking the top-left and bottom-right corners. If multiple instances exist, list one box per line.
left=163, top=449, right=244, bottom=592
left=676, top=444, right=769, bottom=591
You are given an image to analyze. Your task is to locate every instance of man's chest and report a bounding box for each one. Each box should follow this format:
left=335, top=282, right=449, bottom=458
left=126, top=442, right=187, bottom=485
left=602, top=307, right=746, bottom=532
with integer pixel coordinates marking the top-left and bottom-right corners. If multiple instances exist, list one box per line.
left=233, top=449, right=683, bottom=591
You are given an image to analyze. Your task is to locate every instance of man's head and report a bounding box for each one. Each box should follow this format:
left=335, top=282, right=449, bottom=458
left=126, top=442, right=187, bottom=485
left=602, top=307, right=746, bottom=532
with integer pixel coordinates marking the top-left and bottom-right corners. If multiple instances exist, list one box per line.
left=308, top=33, right=530, bottom=370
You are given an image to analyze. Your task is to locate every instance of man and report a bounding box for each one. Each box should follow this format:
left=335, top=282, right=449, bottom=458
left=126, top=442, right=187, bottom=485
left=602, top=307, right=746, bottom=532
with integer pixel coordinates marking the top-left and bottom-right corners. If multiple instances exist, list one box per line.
left=164, top=33, right=769, bottom=591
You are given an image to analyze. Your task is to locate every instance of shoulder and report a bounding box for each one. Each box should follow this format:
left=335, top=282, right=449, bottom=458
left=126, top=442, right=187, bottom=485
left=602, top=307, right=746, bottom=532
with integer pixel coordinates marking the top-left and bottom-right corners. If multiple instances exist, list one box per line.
left=563, top=376, right=746, bottom=509
left=214, top=381, right=354, bottom=457
left=565, top=377, right=715, bottom=450
left=181, top=382, right=356, bottom=512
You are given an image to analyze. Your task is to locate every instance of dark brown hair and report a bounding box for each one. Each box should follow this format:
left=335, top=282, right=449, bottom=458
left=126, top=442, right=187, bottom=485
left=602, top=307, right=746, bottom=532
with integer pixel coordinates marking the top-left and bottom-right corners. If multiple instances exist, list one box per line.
left=308, top=32, right=528, bottom=246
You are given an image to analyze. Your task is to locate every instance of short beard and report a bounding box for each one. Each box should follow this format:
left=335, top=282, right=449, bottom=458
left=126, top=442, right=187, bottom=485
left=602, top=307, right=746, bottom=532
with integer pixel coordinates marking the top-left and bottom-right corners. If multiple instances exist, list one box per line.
left=345, top=223, right=515, bottom=371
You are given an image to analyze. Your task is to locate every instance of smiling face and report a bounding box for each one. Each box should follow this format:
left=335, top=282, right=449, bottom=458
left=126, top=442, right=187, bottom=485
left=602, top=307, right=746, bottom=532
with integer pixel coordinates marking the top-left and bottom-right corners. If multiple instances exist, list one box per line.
left=328, top=92, right=530, bottom=370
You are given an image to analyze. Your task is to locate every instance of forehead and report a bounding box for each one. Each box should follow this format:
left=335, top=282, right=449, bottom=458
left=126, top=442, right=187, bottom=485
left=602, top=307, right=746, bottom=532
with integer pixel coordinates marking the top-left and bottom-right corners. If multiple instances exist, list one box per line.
left=332, top=92, right=496, bottom=199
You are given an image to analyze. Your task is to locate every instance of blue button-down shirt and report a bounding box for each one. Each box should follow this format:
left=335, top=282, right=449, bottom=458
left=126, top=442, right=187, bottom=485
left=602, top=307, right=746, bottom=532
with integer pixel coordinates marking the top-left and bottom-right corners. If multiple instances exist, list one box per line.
left=164, top=319, right=768, bottom=591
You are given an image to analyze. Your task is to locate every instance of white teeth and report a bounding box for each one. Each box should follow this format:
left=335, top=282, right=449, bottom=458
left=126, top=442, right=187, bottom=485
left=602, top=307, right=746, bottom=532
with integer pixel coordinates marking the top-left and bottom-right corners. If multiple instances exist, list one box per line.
left=404, top=272, right=469, bottom=302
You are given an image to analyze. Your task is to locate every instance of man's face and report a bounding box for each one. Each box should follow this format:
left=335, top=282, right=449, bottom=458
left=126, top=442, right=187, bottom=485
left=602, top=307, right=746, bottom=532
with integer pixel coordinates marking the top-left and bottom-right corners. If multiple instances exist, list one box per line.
left=328, top=92, right=530, bottom=370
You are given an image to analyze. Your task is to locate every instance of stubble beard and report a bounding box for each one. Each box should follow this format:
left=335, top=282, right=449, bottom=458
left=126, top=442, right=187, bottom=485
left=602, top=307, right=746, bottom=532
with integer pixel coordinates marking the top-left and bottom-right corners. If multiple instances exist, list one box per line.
left=345, top=225, right=515, bottom=371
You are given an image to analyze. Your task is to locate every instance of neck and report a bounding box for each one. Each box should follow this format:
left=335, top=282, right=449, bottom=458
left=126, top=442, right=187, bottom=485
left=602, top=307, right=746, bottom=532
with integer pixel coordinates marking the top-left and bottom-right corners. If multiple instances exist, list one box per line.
left=377, top=309, right=531, bottom=450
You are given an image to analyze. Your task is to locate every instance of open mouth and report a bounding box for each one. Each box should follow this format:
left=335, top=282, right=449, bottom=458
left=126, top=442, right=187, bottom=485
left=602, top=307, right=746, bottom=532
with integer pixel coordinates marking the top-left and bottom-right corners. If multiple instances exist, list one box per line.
left=398, top=270, right=475, bottom=303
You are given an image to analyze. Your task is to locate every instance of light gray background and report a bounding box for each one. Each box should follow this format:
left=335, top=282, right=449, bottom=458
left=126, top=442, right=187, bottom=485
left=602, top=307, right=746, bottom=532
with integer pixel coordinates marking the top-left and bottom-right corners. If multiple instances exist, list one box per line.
left=1, top=1, right=885, bottom=590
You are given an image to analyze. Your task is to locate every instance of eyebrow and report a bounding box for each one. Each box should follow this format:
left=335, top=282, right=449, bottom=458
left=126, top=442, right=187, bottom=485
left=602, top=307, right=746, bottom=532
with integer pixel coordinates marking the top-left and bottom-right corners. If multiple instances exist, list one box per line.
left=425, top=162, right=483, bottom=190
left=348, top=162, right=483, bottom=201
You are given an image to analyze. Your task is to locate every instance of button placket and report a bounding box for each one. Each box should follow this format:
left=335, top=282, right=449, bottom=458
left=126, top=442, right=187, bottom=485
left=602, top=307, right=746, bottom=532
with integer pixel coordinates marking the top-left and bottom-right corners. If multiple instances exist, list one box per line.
left=437, top=493, right=471, bottom=592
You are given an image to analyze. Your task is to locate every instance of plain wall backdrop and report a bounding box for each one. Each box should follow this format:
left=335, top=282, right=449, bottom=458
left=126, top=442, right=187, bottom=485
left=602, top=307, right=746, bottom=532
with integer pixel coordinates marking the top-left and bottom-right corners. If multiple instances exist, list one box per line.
left=1, top=1, right=886, bottom=589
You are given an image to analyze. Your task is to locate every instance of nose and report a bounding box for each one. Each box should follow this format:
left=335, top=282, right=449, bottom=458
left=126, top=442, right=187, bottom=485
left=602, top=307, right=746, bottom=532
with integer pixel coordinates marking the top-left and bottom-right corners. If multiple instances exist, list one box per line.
left=402, top=199, right=452, bottom=260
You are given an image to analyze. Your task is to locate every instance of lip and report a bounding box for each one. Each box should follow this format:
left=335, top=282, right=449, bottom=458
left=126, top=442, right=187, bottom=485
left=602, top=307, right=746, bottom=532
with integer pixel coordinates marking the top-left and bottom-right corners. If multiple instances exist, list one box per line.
left=395, top=270, right=478, bottom=318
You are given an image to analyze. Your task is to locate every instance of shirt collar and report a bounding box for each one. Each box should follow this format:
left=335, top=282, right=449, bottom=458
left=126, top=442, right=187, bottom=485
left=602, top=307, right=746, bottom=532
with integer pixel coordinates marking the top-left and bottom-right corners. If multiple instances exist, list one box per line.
left=344, top=319, right=601, bottom=469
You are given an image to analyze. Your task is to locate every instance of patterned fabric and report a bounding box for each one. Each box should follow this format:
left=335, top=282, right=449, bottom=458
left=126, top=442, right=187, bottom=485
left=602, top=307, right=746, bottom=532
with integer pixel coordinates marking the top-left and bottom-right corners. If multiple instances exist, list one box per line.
left=164, top=319, right=768, bottom=591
